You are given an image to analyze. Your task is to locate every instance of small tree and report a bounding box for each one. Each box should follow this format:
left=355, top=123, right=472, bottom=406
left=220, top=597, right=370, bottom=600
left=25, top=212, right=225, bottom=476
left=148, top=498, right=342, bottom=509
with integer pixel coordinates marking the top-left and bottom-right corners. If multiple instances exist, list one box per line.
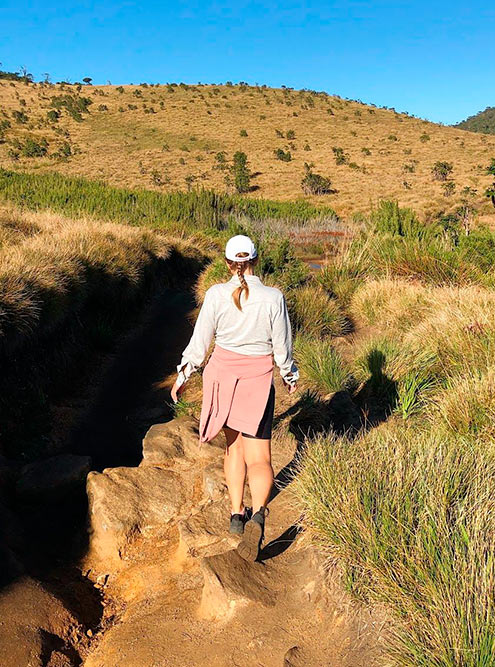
left=332, top=146, right=348, bottom=165
left=83, top=77, right=92, bottom=85
left=442, top=181, right=456, bottom=197
left=458, top=186, right=478, bottom=235
left=432, top=161, right=453, bottom=182
left=274, top=148, right=292, bottom=162
left=301, top=163, right=334, bottom=195
left=485, top=159, right=495, bottom=208
left=232, top=151, right=251, bottom=193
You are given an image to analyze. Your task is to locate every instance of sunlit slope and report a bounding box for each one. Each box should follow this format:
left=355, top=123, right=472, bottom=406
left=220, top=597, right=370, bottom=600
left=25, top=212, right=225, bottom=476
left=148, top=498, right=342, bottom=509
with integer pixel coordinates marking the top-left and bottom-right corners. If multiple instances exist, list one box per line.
left=1, top=80, right=494, bottom=216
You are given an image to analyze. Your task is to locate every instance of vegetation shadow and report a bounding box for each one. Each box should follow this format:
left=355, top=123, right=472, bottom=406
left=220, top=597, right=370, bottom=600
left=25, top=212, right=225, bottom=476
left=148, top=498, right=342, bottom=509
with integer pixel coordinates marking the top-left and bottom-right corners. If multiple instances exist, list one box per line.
left=353, top=349, right=398, bottom=427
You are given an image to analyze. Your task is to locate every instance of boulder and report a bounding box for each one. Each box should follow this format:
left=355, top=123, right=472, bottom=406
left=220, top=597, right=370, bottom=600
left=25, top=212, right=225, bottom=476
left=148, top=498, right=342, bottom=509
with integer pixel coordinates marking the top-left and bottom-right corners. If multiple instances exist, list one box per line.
left=178, top=501, right=236, bottom=559
left=141, top=416, right=223, bottom=467
left=86, top=466, right=186, bottom=570
left=198, top=549, right=276, bottom=620
left=16, top=454, right=91, bottom=502
left=202, top=462, right=227, bottom=501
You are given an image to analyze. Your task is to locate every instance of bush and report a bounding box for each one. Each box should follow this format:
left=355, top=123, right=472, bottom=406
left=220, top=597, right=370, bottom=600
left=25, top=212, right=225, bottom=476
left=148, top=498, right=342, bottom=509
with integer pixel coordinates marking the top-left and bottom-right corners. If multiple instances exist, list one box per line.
left=301, top=165, right=334, bottom=195
left=442, top=180, right=456, bottom=197
left=432, top=161, right=453, bottom=182
left=332, top=147, right=348, bottom=165
left=232, top=151, right=251, bottom=194
left=46, top=110, right=60, bottom=122
left=420, top=132, right=430, bottom=142
left=274, top=148, right=292, bottom=162
left=12, top=110, right=29, bottom=124
left=239, top=128, right=248, bottom=137
left=286, top=129, right=296, bottom=140
left=371, top=200, right=424, bottom=238
left=50, top=93, right=92, bottom=122
left=14, top=137, right=49, bottom=158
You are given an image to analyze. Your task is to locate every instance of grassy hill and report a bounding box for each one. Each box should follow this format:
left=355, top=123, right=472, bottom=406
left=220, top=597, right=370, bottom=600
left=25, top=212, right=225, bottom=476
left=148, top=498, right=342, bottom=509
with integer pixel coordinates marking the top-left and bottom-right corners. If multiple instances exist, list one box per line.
left=456, top=106, right=495, bottom=136
left=1, top=79, right=495, bottom=218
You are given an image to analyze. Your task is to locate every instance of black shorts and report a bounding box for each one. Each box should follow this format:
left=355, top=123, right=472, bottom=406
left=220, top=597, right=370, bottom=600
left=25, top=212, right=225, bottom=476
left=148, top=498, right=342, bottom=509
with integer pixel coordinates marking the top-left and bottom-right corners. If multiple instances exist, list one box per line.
left=242, top=385, right=275, bottom=440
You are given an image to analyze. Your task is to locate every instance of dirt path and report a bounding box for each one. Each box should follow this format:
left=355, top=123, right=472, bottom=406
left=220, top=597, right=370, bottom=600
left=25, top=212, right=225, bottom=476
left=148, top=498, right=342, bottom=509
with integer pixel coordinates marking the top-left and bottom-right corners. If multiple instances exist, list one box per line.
left=1, top=283, right=387, bottom=666
left=80, top=382, right=386, bottom=666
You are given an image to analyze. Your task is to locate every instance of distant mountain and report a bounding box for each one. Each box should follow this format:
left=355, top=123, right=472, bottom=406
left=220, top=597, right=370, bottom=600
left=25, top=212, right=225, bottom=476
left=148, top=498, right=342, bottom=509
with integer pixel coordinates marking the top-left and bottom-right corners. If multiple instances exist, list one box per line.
left=455, top=107, right=495, bottom=135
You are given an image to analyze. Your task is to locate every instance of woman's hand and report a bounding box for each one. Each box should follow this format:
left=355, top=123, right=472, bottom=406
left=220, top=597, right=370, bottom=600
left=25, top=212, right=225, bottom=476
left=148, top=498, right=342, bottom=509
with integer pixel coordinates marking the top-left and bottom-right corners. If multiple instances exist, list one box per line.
left=285, top=381, right=298, bottom=395
left=171, top=380, right=185, bottom=403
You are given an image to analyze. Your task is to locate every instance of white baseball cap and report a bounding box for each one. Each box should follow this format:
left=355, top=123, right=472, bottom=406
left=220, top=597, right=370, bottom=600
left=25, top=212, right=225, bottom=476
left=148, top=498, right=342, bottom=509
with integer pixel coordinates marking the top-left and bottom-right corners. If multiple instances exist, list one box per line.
left=225, top=235, right=257, bottom=262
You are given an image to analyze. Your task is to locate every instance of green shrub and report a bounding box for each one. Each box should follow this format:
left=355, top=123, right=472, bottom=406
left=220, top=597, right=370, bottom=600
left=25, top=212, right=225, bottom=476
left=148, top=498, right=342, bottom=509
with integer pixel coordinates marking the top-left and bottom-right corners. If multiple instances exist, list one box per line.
left=371, top=200, right=424, bottom=238
left=332, top=146, right=349, bottom=165
left=432, top=161, right=453, bottom=181
left=274, top=148, right=292, bottom=162
left=239, top=128, right=248, bottom=137
left=12, top=110, right=28, bottom=124
left=232, top=151, right=251, bottom=193
left=50, top=93, right=92, bottom=122
left=301, top=164, right=334, bottom=195
left=46, top=110, right=60, bottom=122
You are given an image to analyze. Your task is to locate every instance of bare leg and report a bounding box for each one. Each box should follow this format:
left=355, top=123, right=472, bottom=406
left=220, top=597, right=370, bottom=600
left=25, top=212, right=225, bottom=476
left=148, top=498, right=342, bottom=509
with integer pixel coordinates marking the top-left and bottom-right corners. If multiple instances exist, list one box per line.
left=242, top=436, right=273, bottom=512
left=223, top=427, right=246, bottom=514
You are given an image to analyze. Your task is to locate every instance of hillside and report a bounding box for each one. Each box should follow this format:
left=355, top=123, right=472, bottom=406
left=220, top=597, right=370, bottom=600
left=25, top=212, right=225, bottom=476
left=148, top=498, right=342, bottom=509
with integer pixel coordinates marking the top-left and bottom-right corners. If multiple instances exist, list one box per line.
left=1, top=79, right=495, bottom=217
left=456, top=106, right=495, bottom=136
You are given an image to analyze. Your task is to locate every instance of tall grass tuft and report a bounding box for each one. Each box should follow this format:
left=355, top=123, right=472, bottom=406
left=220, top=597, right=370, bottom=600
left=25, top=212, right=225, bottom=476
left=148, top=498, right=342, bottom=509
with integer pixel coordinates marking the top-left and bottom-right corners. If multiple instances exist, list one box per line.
left=294, top=334, right=352, bottom=395
left=293, top=426, right=495, bottom=666
left=287, top=284, right=349, bottom=338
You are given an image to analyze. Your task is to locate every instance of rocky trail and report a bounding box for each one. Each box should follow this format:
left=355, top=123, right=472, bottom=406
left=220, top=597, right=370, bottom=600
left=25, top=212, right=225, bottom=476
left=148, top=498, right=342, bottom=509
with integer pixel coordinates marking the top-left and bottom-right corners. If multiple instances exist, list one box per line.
left=0, top=286, right=387, bottom=666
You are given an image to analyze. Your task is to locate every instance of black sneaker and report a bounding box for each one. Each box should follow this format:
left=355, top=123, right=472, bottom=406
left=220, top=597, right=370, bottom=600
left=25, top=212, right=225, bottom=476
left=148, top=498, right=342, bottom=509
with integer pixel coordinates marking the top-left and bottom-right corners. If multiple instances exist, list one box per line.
left=229, top=507, right=252, bottom=535
left=237, top=506, right=269, bottom=561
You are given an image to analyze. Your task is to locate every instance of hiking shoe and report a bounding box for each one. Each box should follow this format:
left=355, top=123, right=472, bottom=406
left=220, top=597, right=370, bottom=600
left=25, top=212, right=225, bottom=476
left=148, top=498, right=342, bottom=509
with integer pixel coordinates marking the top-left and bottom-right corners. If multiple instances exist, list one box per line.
left=237, top=506, right=269, bottom=561
left=229, top=507, right=252, bottom=535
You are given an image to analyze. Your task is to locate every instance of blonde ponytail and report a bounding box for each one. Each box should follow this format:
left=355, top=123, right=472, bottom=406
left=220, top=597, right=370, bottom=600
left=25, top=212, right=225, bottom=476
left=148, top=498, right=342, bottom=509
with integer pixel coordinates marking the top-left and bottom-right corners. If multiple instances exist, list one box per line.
left=226, top=253, right=253, bottom=311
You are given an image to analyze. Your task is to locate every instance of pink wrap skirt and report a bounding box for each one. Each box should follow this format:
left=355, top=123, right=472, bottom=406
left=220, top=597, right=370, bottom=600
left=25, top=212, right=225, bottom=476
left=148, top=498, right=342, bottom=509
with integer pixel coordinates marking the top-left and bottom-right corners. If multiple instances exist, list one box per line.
left=199, top=345, right=274, bottom=443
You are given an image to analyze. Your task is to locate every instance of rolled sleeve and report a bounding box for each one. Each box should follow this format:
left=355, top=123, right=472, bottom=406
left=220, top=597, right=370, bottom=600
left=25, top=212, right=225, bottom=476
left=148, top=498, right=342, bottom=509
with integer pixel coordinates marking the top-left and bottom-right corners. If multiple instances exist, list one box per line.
left=271, top=294, right=299, bottom=385
left=176, top=288, right=216, bottom=387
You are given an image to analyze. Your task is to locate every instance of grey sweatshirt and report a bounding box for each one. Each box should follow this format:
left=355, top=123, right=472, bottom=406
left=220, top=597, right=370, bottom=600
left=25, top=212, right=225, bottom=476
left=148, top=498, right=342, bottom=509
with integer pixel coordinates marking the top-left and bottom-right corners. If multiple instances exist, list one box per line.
left=176, top=274, right=299, bottom=387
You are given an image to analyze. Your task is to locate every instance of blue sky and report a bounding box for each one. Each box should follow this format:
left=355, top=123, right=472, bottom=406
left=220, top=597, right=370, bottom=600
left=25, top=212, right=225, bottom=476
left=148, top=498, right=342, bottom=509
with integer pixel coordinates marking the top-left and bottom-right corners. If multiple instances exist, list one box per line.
left=1, top=1, right=493, bottom=125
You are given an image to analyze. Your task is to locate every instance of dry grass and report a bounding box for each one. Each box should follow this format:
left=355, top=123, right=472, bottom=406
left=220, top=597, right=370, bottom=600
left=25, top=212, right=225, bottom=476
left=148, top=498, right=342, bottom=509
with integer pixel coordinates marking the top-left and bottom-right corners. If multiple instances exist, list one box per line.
left=293, top=425, right=495, bottom=665
left=1, top=81, right=495, bottom=219
left=0, top=205, right=207, bottom=458
left=0, top=206, right=174, bottom=344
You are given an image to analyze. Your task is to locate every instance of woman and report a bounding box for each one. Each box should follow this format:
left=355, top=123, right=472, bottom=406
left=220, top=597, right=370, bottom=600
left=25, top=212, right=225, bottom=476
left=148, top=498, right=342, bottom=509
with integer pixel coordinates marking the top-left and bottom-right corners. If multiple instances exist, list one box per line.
left=171, top=235, right=298, bottom=561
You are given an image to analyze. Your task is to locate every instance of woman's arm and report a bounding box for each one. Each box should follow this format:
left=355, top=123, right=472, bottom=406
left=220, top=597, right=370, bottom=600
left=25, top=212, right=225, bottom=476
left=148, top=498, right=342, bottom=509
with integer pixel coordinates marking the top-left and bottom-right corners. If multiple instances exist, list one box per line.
left=171, top=289, right=216, bottom=401
left=271, top=293, right=299, bottom=391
